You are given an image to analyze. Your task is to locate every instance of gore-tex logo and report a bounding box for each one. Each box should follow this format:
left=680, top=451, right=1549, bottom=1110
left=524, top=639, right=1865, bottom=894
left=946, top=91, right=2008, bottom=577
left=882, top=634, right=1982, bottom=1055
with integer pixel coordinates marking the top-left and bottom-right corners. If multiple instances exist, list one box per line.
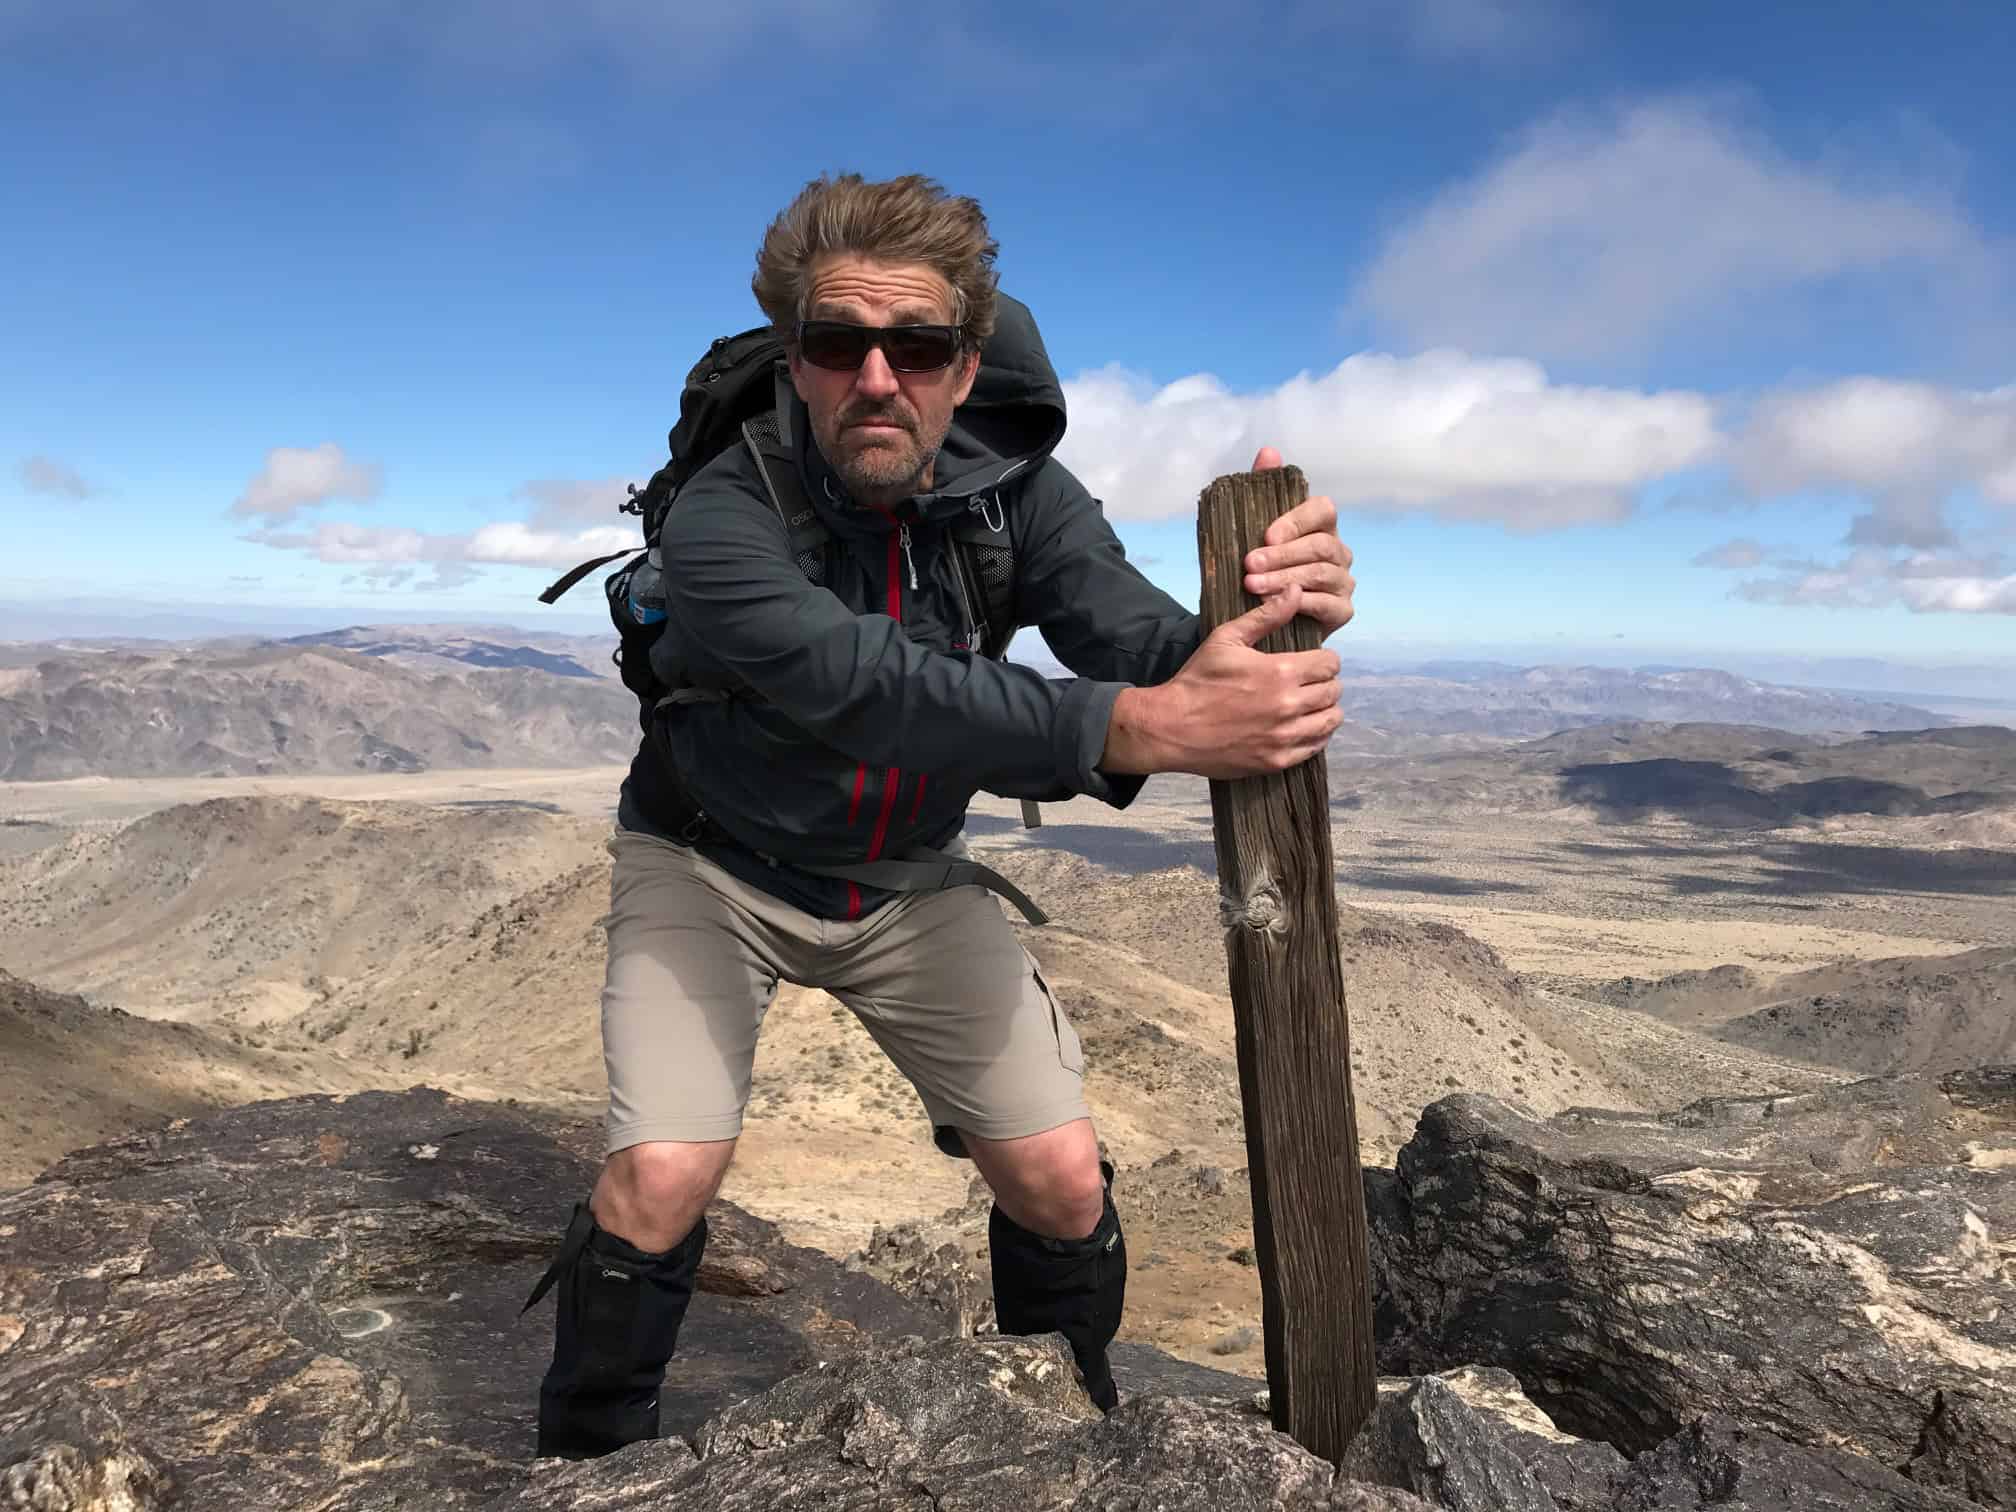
left=951, top=636, right=972, bottom=652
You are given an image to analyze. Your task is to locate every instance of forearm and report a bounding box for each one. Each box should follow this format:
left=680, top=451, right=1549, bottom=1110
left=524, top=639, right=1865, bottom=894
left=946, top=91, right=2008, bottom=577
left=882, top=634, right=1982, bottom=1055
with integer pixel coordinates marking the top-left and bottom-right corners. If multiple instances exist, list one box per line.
left=1099, top=684, right=1179, bottom=776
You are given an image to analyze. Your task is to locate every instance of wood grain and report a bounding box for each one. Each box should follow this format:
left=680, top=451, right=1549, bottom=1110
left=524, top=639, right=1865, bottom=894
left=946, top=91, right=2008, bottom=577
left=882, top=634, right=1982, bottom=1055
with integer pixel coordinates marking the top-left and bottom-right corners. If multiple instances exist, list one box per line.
left=1196, top=463, right=1376, bottom=1462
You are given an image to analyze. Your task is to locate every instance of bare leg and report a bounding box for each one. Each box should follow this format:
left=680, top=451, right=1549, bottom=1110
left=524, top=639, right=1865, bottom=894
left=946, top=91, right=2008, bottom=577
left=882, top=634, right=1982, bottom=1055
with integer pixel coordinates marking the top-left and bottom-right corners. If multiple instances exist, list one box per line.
left=960, top=1117, right=1107, bottom=1238
left=534, top=1137, right=739, bottom=1459
left=963, top=1117, right=1125, bottom=1412
left=590, top=1137, right=739, bottom=1252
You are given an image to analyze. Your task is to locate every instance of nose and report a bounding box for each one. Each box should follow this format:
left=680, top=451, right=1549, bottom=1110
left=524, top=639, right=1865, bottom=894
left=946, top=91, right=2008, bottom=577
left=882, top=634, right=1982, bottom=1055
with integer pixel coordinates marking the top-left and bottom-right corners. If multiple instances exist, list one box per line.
left=852, top=344, right=900, bottom=399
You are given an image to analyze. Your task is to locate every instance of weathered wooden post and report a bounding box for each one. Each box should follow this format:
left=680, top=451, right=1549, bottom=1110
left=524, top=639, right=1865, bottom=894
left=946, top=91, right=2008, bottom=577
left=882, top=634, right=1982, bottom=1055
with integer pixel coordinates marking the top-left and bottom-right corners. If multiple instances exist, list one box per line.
left=1196, top=463, right=1376, bottom=1462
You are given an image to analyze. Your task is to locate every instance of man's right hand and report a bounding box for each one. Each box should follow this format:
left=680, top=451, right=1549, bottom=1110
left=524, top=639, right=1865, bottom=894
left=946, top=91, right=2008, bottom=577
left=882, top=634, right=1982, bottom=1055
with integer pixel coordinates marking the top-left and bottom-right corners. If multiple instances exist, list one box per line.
left=1101, top=584, right=1344, bottom=778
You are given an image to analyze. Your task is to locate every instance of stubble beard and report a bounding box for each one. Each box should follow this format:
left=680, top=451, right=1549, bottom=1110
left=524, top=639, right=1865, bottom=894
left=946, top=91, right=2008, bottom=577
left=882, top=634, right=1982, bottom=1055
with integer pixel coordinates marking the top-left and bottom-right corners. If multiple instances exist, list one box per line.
left=824, top=407, right=952, bottom=507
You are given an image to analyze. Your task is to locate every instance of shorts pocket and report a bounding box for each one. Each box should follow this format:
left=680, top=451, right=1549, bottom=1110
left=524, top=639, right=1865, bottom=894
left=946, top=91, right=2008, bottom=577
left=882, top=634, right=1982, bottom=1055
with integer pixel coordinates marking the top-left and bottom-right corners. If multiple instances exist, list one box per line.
left=1032, top=962, right=1084, bottom=1077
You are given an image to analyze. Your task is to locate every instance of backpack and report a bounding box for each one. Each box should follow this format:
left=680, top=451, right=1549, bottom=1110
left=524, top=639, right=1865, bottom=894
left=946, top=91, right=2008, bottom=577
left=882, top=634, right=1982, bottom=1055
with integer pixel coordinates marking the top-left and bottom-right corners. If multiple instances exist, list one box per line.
left=537, top=325, right=1040, bottom=827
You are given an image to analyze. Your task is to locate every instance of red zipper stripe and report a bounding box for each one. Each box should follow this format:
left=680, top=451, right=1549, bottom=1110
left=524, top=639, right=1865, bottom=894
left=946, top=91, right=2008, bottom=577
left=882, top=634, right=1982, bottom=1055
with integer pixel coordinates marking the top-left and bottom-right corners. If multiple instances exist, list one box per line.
left=843, top=524, right=905, bottom=923
left=866, top=529, right=905, bottom=862
left=908, top=773, right=929, bottom=823
left=867, top=765, right=901, bottom=860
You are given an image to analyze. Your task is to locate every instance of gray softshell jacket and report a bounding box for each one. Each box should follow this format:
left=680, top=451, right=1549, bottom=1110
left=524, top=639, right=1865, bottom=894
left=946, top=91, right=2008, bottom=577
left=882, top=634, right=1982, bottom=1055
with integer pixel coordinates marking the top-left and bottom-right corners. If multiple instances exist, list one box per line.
left=617, top=296, right=1204, bottom=919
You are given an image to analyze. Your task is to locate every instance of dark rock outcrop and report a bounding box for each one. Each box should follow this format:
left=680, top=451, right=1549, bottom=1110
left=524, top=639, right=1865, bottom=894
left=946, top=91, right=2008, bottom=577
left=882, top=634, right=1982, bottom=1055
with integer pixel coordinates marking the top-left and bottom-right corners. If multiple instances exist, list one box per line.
left=1342, top=1365, right=1984, bottom=1511
left=5, top=1085, right=2010, bottom=1510
left=1368, top=1067, right=2016, bottom=1505
left=500, top=1335, right=1432, bottom=1511
left=0, top=1088, right=938, bottom=1506
left=1613, top=1416, right=1981, bottom=1511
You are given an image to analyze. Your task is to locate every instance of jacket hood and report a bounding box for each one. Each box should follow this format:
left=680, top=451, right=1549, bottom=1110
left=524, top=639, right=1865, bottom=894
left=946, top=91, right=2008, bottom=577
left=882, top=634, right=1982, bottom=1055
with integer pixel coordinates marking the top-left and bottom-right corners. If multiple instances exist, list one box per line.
left=788, top=291, right=1068, bottom=532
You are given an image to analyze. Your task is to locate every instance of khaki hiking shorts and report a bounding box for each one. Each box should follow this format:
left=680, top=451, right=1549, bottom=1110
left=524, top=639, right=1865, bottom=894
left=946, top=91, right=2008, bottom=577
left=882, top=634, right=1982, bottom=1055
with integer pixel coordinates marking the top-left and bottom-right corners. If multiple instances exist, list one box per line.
left=598, top=827, right=1090, bottom=1158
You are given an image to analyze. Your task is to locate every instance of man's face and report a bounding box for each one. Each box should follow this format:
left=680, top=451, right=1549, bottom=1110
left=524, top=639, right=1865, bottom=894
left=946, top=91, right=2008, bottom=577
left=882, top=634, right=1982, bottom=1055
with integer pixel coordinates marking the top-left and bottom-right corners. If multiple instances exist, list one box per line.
left=788, top=254, right=981, bottom=508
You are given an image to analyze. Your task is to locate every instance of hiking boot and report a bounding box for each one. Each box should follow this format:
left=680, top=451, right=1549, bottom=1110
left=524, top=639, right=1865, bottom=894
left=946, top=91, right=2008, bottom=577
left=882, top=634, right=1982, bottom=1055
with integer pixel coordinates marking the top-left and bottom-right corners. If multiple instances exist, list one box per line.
left=989, top=1160, right=1126, bottom=1412
left=522, top=1203, right=706, bottom=1459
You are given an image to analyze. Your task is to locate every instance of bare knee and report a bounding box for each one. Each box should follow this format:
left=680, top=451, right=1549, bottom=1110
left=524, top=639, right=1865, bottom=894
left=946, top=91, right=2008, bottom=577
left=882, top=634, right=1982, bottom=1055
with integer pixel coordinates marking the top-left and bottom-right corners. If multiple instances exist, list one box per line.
left=590, top=1139, right=735, bottom=1253
left=1034, top=1160, right=1109, bottom=1241
left=966, top=1121, right=1109, bottom=1240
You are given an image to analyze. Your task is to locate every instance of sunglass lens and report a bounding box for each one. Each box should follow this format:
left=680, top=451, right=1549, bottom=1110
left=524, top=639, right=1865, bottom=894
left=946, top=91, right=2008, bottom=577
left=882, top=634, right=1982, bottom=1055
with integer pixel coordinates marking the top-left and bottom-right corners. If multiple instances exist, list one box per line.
left=798, top=322, right=959, bottom=372
left=801, top=323, right=870, bottom=369
left=884, top=327, right=958, bottom=371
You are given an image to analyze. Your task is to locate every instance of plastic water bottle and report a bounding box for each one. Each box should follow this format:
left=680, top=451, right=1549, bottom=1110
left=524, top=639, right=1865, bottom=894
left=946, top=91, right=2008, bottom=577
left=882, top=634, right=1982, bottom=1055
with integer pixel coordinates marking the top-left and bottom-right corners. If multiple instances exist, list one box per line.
left=626, top=546, right=666, bottom=627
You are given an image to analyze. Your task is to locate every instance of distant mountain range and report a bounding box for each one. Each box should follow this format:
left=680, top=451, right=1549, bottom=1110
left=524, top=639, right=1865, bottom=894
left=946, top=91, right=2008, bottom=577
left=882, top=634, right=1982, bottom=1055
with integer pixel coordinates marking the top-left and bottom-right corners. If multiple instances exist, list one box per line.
left=0, top=639, right=637, bottom=780
left=1332, top=720, right=2016, bottom=829
left=1325, top=663, right=1951, bottom=749
left=0, top=623, right=1973, bottom=781
left=282, top=625, right=615, bottom=680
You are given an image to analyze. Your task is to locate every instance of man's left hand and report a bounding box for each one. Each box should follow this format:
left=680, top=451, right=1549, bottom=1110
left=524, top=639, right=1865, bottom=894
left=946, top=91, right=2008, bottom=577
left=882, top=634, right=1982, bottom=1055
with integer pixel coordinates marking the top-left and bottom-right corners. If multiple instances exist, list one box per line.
left=1243, top=446, right=1356, bottom=636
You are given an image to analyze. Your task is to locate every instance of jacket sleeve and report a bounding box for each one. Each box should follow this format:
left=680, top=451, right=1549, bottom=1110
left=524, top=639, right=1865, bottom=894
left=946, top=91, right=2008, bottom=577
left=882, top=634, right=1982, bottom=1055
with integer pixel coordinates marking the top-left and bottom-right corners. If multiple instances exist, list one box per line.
left=658, top=473, right=1135, bottom=801
left=1004, top=460, right=1206, bottom=808
left=1012, top=458, right=1204, bottom=689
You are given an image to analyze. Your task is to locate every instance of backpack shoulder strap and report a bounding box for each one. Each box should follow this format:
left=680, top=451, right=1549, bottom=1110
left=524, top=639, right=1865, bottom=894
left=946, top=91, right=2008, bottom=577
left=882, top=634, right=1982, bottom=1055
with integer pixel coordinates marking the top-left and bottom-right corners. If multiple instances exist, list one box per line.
left=946, top=491, right=1018, bottom=662
left=741, top=411, right=832, bottom=586
left=947, top=488, right=1042, bottom=829
left=537, top=545, right=641, bottom=606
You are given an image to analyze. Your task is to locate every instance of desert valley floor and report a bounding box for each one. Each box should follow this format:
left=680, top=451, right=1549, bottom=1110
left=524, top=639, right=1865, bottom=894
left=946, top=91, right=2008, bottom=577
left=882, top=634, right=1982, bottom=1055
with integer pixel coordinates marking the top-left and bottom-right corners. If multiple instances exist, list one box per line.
left=5, top=748, right=2011, bottom=1370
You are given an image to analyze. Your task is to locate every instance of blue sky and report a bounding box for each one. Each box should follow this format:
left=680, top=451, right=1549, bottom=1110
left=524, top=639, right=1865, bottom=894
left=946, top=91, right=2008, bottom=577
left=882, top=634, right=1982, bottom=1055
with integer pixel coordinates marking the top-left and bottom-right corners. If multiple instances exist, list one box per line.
left=4, top=0, right=2015, bottom=672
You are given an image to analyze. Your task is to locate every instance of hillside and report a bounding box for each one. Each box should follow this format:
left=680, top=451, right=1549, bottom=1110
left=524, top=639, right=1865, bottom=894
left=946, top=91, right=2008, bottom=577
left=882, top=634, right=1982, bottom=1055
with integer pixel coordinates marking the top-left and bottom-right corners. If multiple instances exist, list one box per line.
left=1591, top=945, right=2016, bottom=1075
left=0, top=623, right=1971, bottom=779
left=0, top=968, right=386, bottom=1186
left=284, top=623, right=619, bottom=680
left=1330, top=663, right=1949, bottom=741
left=0, top=797, right=1845, bottom=1163
left=0, top=642, right=636, bottom=778
left=0, top=793, right=1851, bottom=1366
left=0, top=795, right=607, bottom=1019
left=1333, top=721, right=2016, bottom=827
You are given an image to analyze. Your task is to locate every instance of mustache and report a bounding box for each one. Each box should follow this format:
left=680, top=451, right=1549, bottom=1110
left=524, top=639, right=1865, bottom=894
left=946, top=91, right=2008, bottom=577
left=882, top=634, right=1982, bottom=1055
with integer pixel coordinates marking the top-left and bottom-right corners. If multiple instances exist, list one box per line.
left=838, top=405, right=914, bottom=431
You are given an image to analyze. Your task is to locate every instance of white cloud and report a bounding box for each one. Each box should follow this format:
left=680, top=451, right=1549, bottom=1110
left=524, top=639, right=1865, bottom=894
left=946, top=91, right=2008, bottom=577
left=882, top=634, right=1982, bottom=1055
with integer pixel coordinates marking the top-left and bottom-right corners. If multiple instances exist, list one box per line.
left=232, top=443, right=383, bottom=523
left=1898, top=573, right=2016, bottom=613
left=517, top=477, right=636, bottom=528
left=465, top=521, right=636, bottom=565
left=260, top=522, right=433, bottom=563
left=1352, top=97, right=1995, bottom=363
left=1733, top=546, right=2016, bottom=615
left=1736, top=378, right=2016, bottom=504
left=1693, top=538, right=1766, bottom=569
left=1719, top=376, right=2016, bottom=613
left=17, top=454, right=100, bottom=499
left=1058, top=351, right=1718, bottom=528
left=251, top=518, right=633, bottom=574
left=1733, top=376, right=2016, bottom=554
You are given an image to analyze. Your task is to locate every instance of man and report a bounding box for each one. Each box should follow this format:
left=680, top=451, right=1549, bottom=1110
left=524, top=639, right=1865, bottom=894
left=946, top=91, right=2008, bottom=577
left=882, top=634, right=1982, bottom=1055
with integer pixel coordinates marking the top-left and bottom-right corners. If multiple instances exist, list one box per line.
left=528, top=172, right=1356, bottom=1459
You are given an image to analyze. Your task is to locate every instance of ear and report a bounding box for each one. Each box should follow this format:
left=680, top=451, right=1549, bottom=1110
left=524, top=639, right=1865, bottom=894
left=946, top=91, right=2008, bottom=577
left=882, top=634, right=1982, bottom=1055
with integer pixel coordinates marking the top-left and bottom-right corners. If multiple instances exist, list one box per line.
left=951, top=347, right=980, bottom=407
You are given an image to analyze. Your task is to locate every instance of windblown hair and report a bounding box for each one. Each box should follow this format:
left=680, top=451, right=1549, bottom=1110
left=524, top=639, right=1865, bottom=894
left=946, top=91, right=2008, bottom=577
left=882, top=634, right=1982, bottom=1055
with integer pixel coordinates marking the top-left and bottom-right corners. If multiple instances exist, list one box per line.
left=752, top=173, right=1000, bottom=349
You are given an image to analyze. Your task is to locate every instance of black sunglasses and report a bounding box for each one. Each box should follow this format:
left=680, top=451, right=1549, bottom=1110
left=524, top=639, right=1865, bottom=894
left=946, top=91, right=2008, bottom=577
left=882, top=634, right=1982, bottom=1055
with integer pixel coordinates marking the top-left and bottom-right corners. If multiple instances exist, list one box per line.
left=795, top=320, right=964, bottom=373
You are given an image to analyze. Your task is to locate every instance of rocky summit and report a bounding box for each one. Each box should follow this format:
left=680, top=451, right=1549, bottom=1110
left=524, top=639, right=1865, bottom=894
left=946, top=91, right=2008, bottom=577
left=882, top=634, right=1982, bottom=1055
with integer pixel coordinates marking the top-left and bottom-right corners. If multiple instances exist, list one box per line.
left=1370, top=1067, right=2016, bottom=1506
left=1, top=1082, right=2011, bottom=1510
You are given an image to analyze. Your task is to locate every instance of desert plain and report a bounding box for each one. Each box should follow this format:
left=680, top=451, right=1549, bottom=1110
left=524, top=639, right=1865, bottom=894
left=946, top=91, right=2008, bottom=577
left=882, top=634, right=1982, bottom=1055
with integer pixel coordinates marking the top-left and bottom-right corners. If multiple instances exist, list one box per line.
left=5, top=675, right=2011, bottom=1370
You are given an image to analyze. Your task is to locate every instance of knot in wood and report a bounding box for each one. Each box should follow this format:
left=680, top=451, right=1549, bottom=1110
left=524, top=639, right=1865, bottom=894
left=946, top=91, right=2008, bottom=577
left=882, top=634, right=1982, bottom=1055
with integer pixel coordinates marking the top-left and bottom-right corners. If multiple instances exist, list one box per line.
left=1219, top=875, right=1288, bottom=936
